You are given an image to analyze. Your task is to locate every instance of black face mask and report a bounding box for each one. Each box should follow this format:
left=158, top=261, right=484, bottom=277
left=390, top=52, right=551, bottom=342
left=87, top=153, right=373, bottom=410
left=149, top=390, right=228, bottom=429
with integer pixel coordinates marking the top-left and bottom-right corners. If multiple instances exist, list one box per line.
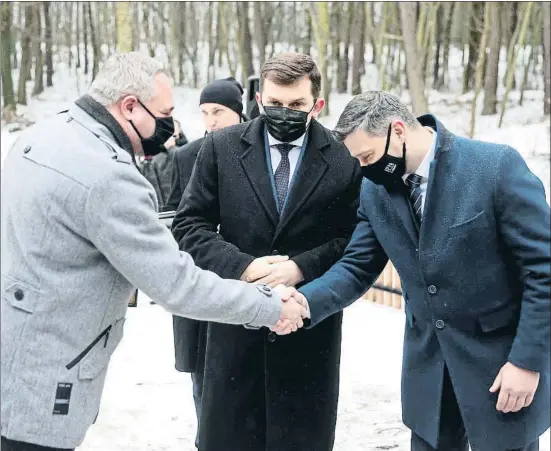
left=261, top=102, right=316, bottom=142
left=361, top=123, right=406, bottom=188
left=129, top=100, right=175, bottom=157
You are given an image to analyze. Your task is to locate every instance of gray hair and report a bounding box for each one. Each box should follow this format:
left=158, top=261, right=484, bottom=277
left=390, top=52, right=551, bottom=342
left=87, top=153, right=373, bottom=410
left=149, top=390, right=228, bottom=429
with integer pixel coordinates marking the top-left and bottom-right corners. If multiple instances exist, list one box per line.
left=88, top=52, right=171, bottom=106
left=333, top=91, right=420, bottom=141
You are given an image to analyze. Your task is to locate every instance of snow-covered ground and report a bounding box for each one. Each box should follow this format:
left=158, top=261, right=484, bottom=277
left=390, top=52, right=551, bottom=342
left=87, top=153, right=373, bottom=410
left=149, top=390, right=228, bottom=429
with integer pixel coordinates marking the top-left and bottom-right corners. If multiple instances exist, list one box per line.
left=1, top=53, right=549, bottom=450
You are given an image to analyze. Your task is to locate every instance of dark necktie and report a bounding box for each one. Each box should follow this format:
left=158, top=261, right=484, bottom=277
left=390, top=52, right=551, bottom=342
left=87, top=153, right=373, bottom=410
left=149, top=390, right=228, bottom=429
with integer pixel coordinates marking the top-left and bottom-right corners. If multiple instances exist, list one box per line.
left=405, top=173, right=424, bottom=226
left=273, top=143, right=294, bottom=212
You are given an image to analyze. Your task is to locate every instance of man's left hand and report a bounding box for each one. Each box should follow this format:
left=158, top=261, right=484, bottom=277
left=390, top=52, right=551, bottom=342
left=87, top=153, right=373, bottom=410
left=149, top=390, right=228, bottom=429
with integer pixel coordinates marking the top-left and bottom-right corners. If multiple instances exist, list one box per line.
left=254, top=260, right=304, bottom=288
left=489, top=362, right=540, bottom=413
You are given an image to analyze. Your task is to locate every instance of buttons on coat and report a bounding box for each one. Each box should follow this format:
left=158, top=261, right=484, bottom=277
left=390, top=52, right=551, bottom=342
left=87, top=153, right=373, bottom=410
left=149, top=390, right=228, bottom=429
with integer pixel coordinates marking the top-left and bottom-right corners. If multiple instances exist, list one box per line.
left=271, top=250, right=280, bottom=255
left=268, top=332, right=276, bottom=342
left=256, top=284, right=272, bottom=297
left=14, top=289, right=24, bottom=301
left=427, top=285, right=437, bottom=295
left=435, top=319, right=445, bottom=330
left=23, top=145, right=31, bottom=154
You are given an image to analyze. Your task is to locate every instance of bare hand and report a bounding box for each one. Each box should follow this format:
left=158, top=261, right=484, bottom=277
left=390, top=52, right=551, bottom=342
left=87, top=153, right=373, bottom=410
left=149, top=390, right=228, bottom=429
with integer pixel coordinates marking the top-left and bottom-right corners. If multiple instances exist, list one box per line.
left=272, top=285, right=309, bottom=335
left=489, top=362, right=540, bottom=413
left=255, top=260, right=304, bottom=288
left=240, top=255, right=289, bottom=283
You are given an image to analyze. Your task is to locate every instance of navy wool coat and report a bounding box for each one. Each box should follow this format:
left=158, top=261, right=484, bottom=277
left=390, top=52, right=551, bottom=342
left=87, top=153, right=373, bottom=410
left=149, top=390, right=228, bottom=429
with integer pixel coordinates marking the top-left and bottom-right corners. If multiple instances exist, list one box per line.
left=300, top=115, right=551, bottom=451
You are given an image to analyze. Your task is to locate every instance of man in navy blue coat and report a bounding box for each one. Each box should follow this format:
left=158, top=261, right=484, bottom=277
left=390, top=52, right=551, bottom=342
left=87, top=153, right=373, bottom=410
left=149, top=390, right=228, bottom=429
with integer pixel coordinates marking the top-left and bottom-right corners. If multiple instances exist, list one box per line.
left=279, top=91, right=550, bottom=451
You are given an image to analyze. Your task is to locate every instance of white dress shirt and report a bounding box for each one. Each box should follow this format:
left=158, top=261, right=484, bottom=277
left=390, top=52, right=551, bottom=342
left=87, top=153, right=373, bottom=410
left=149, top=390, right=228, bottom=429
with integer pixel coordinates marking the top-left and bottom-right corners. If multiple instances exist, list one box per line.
left=402, top=128, right=437, bottom=215
left=267, top=132, right=304, bottom=188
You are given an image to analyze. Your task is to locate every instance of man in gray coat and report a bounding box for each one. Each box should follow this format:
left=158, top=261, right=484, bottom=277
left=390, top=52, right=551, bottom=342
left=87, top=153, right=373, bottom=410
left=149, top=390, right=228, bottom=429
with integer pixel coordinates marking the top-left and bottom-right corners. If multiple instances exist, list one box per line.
left=0, top=52, right=306, bottom=451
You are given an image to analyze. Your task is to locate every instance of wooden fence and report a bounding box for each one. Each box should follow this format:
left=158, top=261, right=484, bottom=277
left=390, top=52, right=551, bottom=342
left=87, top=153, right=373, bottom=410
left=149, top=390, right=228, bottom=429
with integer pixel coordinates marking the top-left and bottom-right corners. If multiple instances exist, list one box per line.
left=362, top=261, right=404, bottom=310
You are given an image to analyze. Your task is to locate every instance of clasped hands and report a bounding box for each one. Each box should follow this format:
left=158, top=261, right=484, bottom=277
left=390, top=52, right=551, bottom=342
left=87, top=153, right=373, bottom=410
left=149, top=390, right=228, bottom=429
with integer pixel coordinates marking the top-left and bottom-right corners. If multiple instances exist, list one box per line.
left=240, top=255, right=309, bottom=335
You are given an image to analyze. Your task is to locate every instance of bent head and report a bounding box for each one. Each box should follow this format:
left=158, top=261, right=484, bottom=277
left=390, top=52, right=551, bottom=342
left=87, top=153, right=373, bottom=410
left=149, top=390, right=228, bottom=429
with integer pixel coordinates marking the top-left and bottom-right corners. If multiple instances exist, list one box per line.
left=88, top=52, right=175, bottom=157
left=256, top=52, right=325, bottom=142
left=333, top=91, right=430, bottom=187
left=333, top=91, right=420, bottom=166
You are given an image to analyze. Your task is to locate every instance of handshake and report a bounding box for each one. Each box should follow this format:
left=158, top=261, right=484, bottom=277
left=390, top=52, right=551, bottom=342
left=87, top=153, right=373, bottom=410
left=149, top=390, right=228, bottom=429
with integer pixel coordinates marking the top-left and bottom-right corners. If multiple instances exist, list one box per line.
left=239, top=254, right=310, bottom=336
left=271, top=285, right=310, bottom=335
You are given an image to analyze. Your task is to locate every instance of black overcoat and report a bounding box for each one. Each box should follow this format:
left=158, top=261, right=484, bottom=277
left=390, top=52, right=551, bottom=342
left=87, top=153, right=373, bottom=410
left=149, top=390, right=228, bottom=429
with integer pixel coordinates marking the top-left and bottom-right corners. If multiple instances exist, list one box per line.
left=171, top=117, right=362, bottom=451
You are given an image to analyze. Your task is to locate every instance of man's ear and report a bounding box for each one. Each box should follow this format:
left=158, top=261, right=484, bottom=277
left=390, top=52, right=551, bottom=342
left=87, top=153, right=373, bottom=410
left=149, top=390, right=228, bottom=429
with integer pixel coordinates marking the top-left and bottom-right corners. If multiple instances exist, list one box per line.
left=120, top=96, right=138, bottom=121
left=311, top=98, right=325, bottom=118
left=392, top=120, right=407, bottom=140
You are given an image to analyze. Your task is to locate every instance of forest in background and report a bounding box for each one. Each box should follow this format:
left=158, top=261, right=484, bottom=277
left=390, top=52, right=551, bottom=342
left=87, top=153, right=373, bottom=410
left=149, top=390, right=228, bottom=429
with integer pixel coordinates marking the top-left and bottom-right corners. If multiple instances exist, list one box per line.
left=1, top=1, right=550, bottom=137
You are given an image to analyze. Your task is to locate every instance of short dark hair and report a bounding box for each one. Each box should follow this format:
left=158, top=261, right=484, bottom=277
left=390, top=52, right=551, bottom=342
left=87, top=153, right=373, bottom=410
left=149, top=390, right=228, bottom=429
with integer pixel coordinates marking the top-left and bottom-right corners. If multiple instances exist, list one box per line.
left=260, top=52, right=322, bottom=99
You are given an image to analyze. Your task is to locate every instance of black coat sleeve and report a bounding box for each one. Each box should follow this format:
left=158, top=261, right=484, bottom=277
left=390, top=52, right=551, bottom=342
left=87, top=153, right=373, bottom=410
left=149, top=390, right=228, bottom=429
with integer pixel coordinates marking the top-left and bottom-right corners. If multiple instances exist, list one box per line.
left=165, top=148, right=183, bottom=212
left=171, top=133, right=256, bottom=279
left=291, top=163, right=362, bottom=283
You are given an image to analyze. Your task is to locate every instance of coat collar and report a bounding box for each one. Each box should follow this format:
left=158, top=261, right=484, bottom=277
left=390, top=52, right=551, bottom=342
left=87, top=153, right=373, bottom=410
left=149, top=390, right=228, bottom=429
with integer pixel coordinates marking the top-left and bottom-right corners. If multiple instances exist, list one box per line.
left=381, top=114, right=456, bottom=247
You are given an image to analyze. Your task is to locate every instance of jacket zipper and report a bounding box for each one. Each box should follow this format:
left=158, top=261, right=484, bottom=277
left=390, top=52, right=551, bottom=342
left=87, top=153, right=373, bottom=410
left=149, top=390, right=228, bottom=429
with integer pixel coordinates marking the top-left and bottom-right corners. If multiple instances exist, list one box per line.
left=65, top=325, right=113, bottom=370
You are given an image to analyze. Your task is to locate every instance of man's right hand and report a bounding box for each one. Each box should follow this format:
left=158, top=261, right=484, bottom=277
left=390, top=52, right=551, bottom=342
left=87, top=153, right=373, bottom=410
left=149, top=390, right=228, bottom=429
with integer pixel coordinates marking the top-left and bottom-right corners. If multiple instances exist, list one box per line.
left=240, top=255, right=289, bottom=282
left=272, top=285, right=309, bottom=335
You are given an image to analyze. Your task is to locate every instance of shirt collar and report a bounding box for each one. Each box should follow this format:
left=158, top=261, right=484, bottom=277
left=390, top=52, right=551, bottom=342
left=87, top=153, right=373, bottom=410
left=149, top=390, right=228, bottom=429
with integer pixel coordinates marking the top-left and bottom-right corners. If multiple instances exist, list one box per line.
left=267, top=131, right=305, bottom=148
left=403, top=128, right=437, bottom=182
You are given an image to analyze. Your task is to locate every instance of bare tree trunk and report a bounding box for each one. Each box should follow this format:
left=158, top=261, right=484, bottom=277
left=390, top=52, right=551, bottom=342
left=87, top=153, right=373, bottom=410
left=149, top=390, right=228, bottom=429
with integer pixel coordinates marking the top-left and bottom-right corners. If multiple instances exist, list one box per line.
left=439, top=2, right=455, bottom=90
left=143, top=3, right=155, bottom=57
left=309, top=2, right=330, bottom=116
left=115, top=2, right=133, bottom=53
left=17, top=3, right=33, bottom=105
left=131, top=3, right=140, bottom=51
left=469, top=2, right=491, bottom=138
left=32, top=3, right=44, bottom=96
left=254, top=3, right=269, bottom=71
left=543, top=1, right=550, bottom=115
left=350, top=2, right=365, bottom=95
left=44, top=1, right=54, bottom=87
left=499, top=2, right=533, bottom=127
left=433, top=4, right=443, bottom=89
left=301, top=7, right=312, bottom=55
left=76, top=2, right=81, bottom=69
left=502, top=2, right=519, bottom=89
left=463, top=2, right=483, bottom=94
left=87, top=2, right=100, bottom=79
left=177, top=2, right=187, bottom=85
left=482, top=3, right=501, bottom=115
left=399, top=2, right=428, bottom=115
left=376, top=2, right=388, bottom=91
left=236, top=2, right=254, bottom=86
left=83, top=1, right=89, bottom=75
left=1, top=1, right=16, bottom=121
left=336, top=3, right=351, bottom=94
left=519, top=5, right=539, bottom=106
left=366, top=2, right=378, bottom=64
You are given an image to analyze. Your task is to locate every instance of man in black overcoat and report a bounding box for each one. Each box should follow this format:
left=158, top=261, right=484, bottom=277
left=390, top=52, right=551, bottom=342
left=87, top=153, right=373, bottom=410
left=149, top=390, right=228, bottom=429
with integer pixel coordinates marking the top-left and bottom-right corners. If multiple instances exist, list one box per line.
left=171, top=52, right=362, bottom=451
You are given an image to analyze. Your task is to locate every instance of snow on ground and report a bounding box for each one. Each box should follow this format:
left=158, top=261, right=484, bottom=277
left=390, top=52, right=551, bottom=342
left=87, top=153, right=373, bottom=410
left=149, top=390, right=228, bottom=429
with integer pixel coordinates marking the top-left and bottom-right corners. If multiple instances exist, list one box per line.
left=77, top=297, right=409, bottom=451
left=1, top=57, right=550, bottom=449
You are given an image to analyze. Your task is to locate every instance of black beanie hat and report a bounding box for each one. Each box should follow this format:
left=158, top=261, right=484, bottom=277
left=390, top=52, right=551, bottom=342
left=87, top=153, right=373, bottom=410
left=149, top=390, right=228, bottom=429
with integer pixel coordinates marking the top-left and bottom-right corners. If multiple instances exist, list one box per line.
left=199, top=77, right=244, bottom=116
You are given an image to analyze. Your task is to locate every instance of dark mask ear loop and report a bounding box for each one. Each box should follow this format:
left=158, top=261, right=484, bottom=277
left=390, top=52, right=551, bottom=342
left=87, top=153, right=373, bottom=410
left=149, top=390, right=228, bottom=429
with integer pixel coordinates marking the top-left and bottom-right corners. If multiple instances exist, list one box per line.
left=383, top=123, right=392, bottom=155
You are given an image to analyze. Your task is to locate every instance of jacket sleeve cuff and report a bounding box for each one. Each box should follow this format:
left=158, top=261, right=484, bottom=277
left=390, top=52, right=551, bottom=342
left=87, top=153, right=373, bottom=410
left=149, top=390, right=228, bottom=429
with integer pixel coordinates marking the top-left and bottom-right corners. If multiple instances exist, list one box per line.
left=508, top=344, right=549, bottom=374
left=245, top=285, right=282, bottom=329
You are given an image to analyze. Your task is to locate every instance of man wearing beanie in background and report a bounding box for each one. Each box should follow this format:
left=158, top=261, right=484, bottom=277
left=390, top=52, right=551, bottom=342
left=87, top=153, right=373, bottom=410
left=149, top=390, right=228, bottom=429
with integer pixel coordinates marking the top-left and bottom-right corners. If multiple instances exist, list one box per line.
left=167, top=77, right=248, bottom=449
left=171, top=53, right=362, bottom=451
left=165, top=77, right=247, bottom=211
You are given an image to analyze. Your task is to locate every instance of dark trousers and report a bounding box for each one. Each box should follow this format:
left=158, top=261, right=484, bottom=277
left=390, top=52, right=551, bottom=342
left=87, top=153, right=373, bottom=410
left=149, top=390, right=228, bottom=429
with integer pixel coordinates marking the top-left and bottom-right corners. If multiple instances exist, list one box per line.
left=191, top=370, right=205, bottom=449
left=411, top=367, right=540, bottom=451
left=1, top=437, right=73, bottom=451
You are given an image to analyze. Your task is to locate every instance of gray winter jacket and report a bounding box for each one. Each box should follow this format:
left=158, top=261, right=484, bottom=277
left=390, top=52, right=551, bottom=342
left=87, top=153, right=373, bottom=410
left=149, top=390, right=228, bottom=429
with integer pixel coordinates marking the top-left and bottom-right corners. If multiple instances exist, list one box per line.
left=0, top=101, right=281, bottom=448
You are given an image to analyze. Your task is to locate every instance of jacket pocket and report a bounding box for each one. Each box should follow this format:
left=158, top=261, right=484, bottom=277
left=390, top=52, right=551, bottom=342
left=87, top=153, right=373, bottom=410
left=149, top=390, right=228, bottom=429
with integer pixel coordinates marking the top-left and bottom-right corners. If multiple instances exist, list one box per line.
left=478, top=304, right=520, bottom=332
left=1, top=274, right=40, bottom=313
left=65, top=318, right=126, bottom=380
left=449, top=211, right=487, bottom=236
